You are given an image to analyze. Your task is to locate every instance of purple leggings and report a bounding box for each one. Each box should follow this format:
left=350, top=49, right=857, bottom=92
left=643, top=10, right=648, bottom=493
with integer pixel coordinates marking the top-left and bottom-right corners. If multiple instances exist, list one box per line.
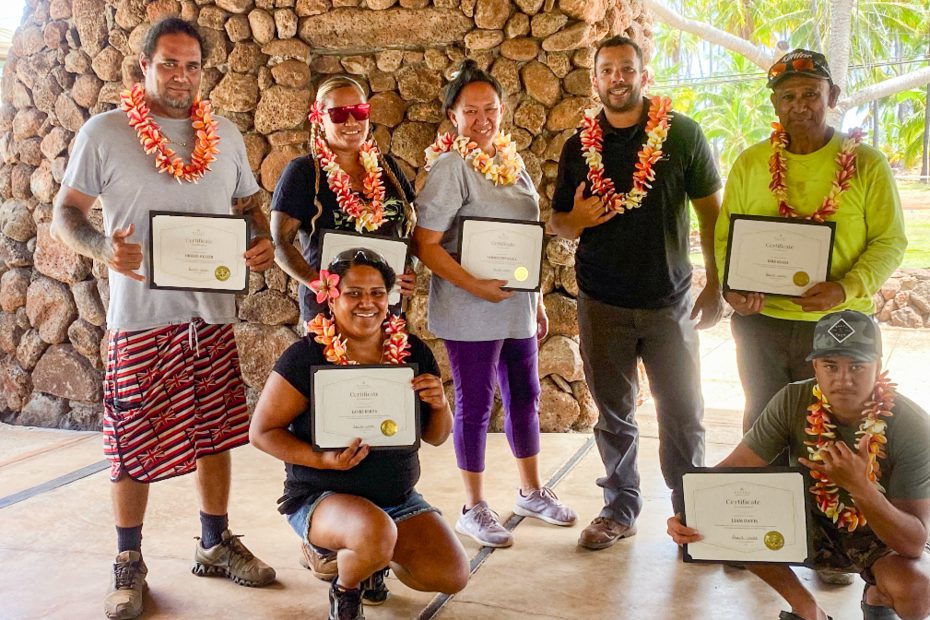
left=444, top=337, right=541, bottom=473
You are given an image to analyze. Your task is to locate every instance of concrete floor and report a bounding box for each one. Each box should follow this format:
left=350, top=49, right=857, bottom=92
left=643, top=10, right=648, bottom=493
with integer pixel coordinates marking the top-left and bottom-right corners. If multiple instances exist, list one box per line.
left=3, top=320, right=929, bottom=620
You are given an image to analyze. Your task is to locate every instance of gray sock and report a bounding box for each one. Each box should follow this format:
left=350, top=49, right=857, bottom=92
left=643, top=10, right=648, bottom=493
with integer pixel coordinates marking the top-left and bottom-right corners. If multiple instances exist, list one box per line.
left=199, top=511, right=228, bottom=549
left=116, top=525, right=143, bottom=553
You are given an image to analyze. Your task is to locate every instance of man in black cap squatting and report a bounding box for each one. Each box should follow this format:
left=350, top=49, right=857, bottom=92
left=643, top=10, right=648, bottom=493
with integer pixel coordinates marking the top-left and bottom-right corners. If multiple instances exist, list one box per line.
left=668, top=311, right=930, bottom=620
left=714, top=49, right=906, bottom=440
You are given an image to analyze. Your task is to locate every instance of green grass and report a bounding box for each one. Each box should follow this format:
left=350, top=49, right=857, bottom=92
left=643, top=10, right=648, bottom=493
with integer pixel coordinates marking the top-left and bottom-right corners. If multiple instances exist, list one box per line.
left=897, top=180, right=930, bottom=193
left=903, top=210, right=930, bottom=269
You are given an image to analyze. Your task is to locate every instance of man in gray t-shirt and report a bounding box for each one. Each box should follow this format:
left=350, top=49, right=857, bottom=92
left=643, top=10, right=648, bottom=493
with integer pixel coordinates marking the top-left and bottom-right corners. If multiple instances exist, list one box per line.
left=51, top=18, right=276, bottom=620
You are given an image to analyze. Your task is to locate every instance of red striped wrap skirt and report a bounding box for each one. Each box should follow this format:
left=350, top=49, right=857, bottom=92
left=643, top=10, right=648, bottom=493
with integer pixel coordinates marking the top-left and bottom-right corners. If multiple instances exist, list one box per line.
left=102, top=319, right=249, bottom=483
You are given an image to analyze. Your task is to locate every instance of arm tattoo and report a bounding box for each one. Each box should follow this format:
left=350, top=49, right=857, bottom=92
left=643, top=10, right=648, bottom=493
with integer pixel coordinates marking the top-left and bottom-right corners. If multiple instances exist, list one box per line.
left=52, top=203, right=109, bottom=263
left=271, top=211, right=317, bottom=286
left=232, top=191, right=271, bottom=239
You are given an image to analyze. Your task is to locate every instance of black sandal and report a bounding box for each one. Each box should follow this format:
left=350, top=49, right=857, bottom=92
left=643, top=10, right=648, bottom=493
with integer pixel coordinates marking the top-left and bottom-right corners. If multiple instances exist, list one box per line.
left=778, top=612, right=833, bottom=620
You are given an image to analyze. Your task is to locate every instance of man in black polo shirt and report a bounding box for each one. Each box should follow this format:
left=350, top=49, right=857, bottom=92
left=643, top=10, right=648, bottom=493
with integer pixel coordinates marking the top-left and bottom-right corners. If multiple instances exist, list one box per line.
left=550, top=35, right=724, bottom=550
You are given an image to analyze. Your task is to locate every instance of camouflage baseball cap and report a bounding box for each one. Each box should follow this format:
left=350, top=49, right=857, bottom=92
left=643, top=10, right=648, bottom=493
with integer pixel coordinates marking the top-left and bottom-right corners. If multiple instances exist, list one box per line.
left=767, top=49, right=833, bottom=88
left=806, top=310, right=882, bottom=363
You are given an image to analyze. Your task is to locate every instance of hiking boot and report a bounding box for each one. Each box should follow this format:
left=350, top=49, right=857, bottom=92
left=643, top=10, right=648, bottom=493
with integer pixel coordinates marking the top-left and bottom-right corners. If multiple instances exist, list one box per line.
left=360, top=567, right=390, bottom=605
left=578, top=516, right=637, bottom=550
left=299, top=541, right=338, bottom=581
left=455, top=501, right=513, bottom=547
left=192, top=529, right=276, bottom=587
left=329, top=580, right=365, bottom=620
left=816, top=568, right=855, bottom=586
left=513, top=487, right=577, bottom=526
left=104, top=551, right=147, bottom=620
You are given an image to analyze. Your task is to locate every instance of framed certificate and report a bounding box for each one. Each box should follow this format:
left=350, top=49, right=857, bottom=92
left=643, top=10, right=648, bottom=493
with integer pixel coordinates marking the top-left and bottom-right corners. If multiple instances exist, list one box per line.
left=310, top=364, right=419, bottom=450
left=682, top=468, right=811, bottom=565
left=723, top=215, right=835, bottom=297
left=319, top=230, right=410, bottom=306
left=148, top=211, right=249, bottom=293
left=457, top=217, right=545, bottom=292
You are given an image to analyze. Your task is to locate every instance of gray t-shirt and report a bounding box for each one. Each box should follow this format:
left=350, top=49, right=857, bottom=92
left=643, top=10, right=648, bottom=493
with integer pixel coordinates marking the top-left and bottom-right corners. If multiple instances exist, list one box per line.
left=416, top=151, right=538, bottom=341
left=62, top=109, right=260, bottom=330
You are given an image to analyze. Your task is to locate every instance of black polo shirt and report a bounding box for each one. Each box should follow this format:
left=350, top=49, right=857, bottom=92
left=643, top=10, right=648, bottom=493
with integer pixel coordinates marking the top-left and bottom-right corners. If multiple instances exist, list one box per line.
left=553, top=98, right=720, bottom=309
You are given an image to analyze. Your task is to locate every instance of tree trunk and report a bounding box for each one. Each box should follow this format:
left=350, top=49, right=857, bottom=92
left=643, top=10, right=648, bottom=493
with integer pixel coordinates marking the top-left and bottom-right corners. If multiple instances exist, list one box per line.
left=922, top=33, right=930, bottom=183
left=871, top=100, right=880, bottom=150
left=922, top=86, right=929, bottom=182
left=826, top=0, right=854, bottom=92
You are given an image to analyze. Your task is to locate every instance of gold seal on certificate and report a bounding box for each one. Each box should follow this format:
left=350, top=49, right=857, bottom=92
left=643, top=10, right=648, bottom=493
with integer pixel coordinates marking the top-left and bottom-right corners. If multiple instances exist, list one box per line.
left=380, top=419, right=398, bottom=437
left=682, top=468, right=810, bottom=565
left=764, top=531, right=785, bottom=551
left=311, top=365, right=419, bottom=450
left=319, top=230, right=410, bottom=306
left=148, top=211, right=249, bottom=293
left=723, top=215, right=835, bottom=297
left=458, top=217, right=545, bottom=292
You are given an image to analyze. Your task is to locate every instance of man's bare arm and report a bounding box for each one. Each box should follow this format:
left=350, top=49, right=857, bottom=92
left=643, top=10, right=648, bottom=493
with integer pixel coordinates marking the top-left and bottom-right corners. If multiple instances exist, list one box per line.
left=51, top=185, right=108, bottom=261
left=271, top=210, right=317, bottom=287
left=232, top=191, right=271, bottom=238
left=233, top=191, right=275, bottom=271
left=51, top=185, right=144, bottom=281
left=688, top=191, right=725, bottom=329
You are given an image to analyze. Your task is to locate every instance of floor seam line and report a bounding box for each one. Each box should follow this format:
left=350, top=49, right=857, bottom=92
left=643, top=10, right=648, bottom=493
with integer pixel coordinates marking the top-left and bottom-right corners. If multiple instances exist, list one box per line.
left=416, top=435, right=596, bottom=620
left=0, top=459, right=109, bottom=510
left=0, top=433, right=98, bottom=469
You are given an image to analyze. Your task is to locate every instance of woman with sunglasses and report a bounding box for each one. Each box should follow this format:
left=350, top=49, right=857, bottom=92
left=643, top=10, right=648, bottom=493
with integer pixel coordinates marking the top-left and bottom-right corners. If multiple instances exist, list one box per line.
left=413, top=60, right=577, bottom=549
left=250, top=249, right=469, bottom=620
left=271, top=75, right=417, bottom=324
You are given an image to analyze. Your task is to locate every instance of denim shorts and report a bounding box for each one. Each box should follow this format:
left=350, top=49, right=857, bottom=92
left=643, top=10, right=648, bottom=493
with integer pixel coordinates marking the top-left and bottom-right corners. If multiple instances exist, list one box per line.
left=286, top=490, right=440, bottom=541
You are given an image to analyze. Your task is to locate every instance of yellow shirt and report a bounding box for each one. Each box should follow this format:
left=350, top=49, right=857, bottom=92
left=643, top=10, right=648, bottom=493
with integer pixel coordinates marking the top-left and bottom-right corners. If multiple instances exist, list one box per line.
left=715, top=132, right=906, bottom=321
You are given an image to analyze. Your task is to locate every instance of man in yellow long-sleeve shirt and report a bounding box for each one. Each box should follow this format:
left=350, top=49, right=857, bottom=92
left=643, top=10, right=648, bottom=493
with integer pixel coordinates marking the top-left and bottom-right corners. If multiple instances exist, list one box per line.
left=716, top=49, right=906, bottom=437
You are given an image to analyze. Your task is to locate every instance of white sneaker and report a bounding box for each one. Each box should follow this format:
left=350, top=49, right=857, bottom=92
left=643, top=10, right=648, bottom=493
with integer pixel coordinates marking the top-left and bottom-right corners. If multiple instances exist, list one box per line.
left=455, top=501, right=513, bottom=547
left=513, top=487, right=577, bottom=526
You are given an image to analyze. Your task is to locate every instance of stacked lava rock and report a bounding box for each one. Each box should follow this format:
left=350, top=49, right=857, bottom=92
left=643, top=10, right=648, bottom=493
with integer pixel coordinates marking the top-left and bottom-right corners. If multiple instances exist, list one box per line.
left=0, top=0, right=655, bottom=430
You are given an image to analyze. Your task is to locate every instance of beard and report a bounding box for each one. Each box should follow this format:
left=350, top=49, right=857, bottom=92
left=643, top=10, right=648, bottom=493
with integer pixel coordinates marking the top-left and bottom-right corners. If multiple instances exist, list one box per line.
left=598, top=83, right=641, bottom=114
left=160, top=88, right=194, bottom=113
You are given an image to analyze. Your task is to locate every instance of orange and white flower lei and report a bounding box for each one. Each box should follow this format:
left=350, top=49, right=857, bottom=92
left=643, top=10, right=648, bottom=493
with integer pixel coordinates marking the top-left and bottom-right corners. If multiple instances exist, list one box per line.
left=314, top=135, right=387, bottom=233
left=804, top=372, right=895, bottom=532
left=769, top=122, right=864, bottom=222
left=580, top=96, right=672, bottom=213
left=119, top=83, right=219, bottom=183
left=306, top=313, right=411, bottom=365
left=424, top=133, right=523, bottom=186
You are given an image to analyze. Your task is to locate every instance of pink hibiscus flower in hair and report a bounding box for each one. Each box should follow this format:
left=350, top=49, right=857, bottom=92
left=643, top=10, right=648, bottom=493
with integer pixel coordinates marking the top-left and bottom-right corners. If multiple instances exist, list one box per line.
left=308, top=100, right=325, bottom=125
left=309, top=269, right=341, bottom=303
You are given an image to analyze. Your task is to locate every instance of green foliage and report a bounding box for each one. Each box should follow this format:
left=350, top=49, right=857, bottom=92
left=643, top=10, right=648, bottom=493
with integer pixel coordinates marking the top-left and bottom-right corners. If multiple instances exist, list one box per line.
left=651, top=0, right=930, bottom=175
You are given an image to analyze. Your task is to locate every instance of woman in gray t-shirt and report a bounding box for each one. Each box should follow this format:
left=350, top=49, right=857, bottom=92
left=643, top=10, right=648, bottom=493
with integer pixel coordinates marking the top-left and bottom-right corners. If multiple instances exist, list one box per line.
left=414, top=61, right=577, bottom=549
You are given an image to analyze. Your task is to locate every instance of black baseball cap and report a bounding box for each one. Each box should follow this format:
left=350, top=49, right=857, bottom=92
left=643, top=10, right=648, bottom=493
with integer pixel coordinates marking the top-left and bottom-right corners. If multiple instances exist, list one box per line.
left=806, top=311, right=882, bottom=363
left=767, top=49, right=833, bottom=88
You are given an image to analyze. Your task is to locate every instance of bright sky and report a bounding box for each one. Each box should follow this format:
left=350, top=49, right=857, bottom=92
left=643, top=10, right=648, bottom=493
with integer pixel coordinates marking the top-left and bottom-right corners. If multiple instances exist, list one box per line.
left=1, top=1, right=26, bottom=32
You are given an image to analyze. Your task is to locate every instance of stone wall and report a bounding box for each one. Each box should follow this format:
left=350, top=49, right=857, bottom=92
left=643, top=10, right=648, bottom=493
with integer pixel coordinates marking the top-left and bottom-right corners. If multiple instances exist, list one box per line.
left=0, top=0, right=654, bottom=430
left=874, top=269, right=930, bottom=329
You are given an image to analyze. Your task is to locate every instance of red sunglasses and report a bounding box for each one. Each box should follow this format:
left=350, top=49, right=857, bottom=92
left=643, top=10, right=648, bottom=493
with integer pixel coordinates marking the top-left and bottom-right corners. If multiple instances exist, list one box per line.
left=327, top=103, right=371, bottom=123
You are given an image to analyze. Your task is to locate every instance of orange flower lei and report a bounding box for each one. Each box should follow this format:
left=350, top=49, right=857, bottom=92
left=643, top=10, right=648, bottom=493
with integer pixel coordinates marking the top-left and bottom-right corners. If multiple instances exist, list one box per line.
left=314, top=136, right=387, bottom=233
left=769, top=122, right=864, bottom=222
left=424, top=133, right=523, bottom=186
left=804, top=372, right=895, bottom=532
left=306, top=313, right=411, bottom=365
left=119, top=83, right=219, bottom=183
left=579, top=96, right=672, bottom=213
